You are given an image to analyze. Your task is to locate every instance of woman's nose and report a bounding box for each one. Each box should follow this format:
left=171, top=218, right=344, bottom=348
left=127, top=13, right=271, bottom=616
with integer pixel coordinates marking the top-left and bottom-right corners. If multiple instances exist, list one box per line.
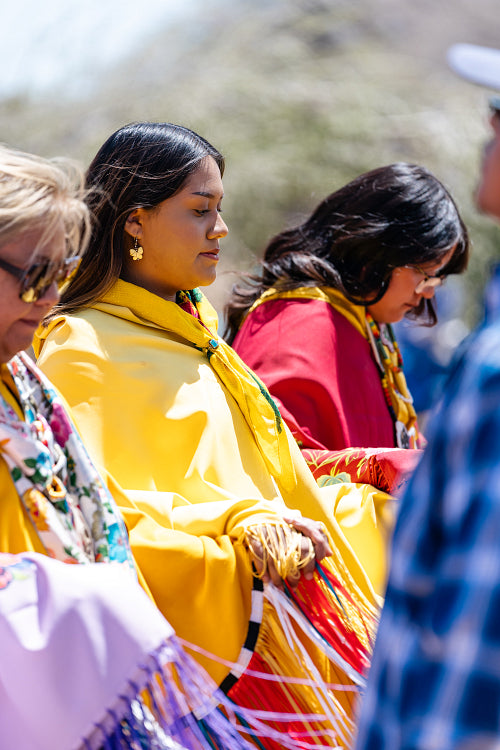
left=209, top=213, right=229, bottom=239
left=34, top=281, right=60, bottom=308
left=420, top=285, right=437, bottom=300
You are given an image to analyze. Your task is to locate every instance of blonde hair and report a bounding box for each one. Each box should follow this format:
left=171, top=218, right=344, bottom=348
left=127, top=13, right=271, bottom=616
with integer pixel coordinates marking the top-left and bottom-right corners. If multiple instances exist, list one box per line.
left=0, top=144, right=90, bottom=261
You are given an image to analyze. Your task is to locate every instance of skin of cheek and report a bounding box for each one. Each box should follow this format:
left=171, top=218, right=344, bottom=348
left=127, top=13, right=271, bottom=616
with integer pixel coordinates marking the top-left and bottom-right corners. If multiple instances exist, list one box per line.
left=0, top=226, right=65, bottom=363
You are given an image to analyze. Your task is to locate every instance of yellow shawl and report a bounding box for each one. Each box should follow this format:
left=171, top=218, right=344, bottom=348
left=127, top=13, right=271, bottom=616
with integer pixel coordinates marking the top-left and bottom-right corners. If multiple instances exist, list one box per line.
left=35, top=281, right=394, bottom=679
left=247, top=286, right=419, bottom=446
left=0, top=371, right=45, bottom=555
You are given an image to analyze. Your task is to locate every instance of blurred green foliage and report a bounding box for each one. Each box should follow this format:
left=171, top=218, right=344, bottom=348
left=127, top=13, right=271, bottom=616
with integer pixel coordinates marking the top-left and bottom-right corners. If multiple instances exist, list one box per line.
left=1, top=0, right=499, bottom=322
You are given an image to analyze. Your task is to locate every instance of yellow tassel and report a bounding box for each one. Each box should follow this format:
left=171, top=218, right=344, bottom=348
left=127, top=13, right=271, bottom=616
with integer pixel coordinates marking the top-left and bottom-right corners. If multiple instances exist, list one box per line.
left=244, top=522, right=315, bottom=581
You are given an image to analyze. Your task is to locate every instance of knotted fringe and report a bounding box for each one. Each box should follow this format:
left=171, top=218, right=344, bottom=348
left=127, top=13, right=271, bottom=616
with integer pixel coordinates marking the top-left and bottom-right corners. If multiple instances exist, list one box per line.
left=285, top=560, right=374, bottom=676
left=226, top=559, right=376, bottom=749
left=81, top=559, right=377, bottom=749
left=228, top=524, right=378, bottom=747
left=243, top=523, right=377, bottom=643
left=80, top=636, right=258, bottom=750
left=245, top=522, right=316, bottom=582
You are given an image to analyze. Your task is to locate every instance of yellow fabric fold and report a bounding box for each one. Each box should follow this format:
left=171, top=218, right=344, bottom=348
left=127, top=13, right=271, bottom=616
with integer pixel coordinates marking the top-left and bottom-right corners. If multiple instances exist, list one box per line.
left=34, top=279, right=392, bottom=665
left=91, top=281, right=297, bottom=491
left=104, top=474, right=270, bottom=683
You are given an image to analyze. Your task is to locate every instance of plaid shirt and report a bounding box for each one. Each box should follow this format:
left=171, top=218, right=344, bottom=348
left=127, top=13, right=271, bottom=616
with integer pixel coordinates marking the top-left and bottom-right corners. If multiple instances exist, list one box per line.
left=356, top=306, right=500, bottom=750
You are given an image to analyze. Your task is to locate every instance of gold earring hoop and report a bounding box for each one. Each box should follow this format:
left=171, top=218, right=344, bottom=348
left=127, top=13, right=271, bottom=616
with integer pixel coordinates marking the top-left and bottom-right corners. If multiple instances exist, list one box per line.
left=130, top=236, right=144, bottom=261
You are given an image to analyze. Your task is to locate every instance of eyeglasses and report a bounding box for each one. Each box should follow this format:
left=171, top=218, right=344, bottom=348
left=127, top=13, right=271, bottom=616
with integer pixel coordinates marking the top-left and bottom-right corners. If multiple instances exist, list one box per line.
left=0, top=255, right=81, bottom=302
left=405, top=263, right=447, bottom=294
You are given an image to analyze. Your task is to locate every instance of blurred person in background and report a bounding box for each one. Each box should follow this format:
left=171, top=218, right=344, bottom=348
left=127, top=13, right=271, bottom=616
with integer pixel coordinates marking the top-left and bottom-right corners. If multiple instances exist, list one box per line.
left=354, top=44, right=500, bottom=750
left=225, top=164, right=469, bottom=494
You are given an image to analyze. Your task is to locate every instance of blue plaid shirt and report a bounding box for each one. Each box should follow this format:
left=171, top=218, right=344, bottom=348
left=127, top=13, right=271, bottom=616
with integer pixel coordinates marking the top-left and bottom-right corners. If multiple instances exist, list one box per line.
left=356, top=305, right=500, bottom=749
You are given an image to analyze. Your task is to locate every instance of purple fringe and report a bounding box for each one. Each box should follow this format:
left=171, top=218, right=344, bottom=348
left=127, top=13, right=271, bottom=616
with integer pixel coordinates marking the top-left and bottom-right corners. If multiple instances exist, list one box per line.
left=80, top=635, right=257, bottom=750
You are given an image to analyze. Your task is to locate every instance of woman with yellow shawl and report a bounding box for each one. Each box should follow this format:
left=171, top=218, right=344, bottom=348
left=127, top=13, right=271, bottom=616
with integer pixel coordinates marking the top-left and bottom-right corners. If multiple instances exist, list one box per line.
left=226, top=165, right=469, bottom=495
left=37, top=123, right=392, bottom=748
left=0, top=142, right=265, bottom=750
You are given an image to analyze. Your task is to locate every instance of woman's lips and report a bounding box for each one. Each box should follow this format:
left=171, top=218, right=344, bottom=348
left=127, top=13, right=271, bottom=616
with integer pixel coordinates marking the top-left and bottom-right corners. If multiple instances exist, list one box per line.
left=200, top=250, right=220, bottom=260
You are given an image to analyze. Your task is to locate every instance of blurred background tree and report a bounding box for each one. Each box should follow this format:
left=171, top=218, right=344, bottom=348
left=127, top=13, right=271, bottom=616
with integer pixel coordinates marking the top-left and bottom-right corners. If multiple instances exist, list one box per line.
left=1, top=0, right=499, bottom=330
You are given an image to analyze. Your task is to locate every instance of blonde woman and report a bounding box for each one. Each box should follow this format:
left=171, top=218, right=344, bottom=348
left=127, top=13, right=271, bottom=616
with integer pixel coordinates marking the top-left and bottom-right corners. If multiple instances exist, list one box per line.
left=0, top=143, right=260, bottom=750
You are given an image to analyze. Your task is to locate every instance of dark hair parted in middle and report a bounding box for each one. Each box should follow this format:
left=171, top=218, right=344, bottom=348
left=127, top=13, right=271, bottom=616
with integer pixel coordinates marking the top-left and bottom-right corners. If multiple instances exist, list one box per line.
left=224, top=163, right=469, bottom=343
left=47, top=122, right=225, bottom=319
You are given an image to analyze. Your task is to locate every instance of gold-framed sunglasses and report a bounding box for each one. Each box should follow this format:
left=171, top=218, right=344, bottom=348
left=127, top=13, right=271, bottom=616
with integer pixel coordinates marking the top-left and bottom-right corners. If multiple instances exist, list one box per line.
left=0, top=255, right=81, bottom=302
left=405, top=263, right=447, bottom=294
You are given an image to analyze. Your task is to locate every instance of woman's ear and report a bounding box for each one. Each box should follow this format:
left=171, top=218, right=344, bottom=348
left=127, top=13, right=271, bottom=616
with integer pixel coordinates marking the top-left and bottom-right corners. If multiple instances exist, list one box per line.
left=124, top=208, right=144, bottom=239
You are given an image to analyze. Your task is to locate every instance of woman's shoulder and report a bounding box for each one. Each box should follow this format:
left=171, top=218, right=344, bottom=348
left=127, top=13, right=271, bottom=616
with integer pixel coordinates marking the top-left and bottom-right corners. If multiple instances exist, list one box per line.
left=34, top=309, right=103, bottom=360
left=238, top=291, right=366, bottom=345
left=244, top=293, right=336, bottom=329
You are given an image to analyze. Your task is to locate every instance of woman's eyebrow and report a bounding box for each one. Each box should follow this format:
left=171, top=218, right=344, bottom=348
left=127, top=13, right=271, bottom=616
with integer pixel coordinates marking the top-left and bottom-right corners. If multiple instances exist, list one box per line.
left=191, top=190, right=224, bottom=198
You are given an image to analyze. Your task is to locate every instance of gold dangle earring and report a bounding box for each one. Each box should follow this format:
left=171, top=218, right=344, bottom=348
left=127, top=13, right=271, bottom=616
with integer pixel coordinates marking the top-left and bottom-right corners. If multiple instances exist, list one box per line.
left=130, top=236, right=144, bottom=261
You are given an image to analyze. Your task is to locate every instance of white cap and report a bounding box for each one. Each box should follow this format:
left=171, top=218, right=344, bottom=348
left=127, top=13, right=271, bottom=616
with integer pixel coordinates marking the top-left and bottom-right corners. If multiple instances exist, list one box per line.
left=448, top=43, right=500, bottom=90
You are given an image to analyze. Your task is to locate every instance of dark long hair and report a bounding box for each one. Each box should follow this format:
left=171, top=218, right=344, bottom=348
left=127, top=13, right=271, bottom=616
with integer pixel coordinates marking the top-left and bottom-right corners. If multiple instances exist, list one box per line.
left=224, top=163, right=469, bottom=343
left=46, top=122, right=225, bottom=319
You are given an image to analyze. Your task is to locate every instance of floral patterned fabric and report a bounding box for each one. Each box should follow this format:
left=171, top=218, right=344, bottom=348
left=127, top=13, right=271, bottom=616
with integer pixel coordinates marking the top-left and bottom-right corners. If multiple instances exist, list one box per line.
left=0, top=352, right=134, bottom=569
left=303, top=446, right=422, bottom=496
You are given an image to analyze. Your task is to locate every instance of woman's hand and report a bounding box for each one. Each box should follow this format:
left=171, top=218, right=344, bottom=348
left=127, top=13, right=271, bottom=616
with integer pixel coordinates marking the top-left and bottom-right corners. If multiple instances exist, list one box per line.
left=283, top=514, right=332, bottom=576
left=246, top=516, right=332, bottom=589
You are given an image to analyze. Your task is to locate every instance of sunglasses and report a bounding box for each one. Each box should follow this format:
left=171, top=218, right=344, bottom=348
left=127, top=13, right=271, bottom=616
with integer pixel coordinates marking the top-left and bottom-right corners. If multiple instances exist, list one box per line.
left=0, top=254, right=81, bottom=302
left=405, top=263, right=447, bottom=294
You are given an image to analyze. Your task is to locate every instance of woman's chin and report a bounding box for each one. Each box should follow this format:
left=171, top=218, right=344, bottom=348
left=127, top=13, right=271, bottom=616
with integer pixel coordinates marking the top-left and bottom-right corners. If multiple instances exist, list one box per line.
left=196, top=271, right=218, bottom=289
